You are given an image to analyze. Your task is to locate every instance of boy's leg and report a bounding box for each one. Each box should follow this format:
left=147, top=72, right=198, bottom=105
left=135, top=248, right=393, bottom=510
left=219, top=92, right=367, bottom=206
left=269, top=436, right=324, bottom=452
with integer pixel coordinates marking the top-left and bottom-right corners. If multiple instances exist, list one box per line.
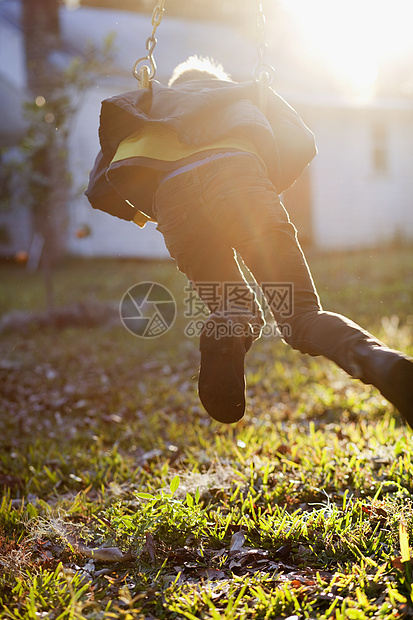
left=236, top=207, right=413, bottom=425
left=153, top=172, right=264, bottom=331
left=193, top=155, right=413, bottom=427
left=153, top=166, right=264, bottom=423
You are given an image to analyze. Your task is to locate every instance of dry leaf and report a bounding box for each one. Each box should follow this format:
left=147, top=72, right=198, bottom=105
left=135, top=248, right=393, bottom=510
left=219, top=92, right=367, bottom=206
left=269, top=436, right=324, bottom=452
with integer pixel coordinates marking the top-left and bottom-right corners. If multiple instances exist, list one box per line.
left=67, top=536, right=134, bottom=562
left=145, top=532, right=156, bottom=564
left=198, top=568, right=225, bottom=580
left=391, top=556, right=404, bottom=571
left=229, top=530, right=245, bottom=553
left=361, top=505, right=388, bottom=520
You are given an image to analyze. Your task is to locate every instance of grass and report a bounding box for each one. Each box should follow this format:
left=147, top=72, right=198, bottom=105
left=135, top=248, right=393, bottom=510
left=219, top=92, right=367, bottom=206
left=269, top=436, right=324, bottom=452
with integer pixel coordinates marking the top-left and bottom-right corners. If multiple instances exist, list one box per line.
left=0, top=244, right=413, bottom=619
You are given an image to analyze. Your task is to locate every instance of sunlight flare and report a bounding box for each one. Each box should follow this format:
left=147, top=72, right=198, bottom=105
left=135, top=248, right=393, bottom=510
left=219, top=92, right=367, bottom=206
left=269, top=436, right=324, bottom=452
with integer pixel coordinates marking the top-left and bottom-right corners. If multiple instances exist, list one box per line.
left=280, top=0, right=413, bottom=98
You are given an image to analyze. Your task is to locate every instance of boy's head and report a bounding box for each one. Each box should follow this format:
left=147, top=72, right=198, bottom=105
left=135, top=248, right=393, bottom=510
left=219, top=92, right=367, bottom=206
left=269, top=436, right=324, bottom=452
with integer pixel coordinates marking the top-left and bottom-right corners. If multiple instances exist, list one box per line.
left=168, top=55, right=231, bottom=86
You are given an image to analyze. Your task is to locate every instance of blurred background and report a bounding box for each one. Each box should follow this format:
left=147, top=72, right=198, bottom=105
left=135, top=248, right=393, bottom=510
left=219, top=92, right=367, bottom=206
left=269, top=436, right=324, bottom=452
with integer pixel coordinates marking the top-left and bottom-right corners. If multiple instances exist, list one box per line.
left=1, top=0, right=413, bottom=265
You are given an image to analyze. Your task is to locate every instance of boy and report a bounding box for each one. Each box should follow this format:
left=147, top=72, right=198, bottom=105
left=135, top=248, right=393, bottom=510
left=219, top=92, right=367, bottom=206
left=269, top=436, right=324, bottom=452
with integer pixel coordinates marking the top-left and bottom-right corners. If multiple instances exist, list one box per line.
left=86, top=56, right=413, bottom=427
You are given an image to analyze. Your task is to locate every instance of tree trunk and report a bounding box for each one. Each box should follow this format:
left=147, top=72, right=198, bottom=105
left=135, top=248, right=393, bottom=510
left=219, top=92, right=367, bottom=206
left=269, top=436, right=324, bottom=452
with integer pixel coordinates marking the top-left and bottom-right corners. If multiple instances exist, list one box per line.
left=21, top=0, right=68, bottom=269
left=22, top=0, right=61, bottom=94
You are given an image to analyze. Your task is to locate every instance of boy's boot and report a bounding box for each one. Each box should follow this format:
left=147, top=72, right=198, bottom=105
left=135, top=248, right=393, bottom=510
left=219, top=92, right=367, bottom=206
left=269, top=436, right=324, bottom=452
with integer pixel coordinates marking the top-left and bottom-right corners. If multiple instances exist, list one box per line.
left=352, top=341, right=413, bottom=427
left=198, top=312, right=262, bottom=423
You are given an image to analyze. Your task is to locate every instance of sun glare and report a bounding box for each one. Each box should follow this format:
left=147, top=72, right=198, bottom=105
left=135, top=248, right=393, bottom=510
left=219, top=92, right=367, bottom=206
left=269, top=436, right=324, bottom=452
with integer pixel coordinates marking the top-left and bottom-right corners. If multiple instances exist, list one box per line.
left=279, top=0, right=413, bottom=100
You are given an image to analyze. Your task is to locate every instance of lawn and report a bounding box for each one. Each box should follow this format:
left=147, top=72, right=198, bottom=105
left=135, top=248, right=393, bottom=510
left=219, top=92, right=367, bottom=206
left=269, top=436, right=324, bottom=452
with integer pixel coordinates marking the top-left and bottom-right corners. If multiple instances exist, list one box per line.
left=1, top=244, right=413, bottom=619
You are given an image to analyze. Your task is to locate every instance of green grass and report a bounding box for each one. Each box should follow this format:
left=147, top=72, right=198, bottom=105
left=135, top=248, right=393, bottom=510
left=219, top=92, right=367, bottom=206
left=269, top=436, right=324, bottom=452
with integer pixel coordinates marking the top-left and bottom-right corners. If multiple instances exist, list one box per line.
left=0, top=245, right=413, bottom=619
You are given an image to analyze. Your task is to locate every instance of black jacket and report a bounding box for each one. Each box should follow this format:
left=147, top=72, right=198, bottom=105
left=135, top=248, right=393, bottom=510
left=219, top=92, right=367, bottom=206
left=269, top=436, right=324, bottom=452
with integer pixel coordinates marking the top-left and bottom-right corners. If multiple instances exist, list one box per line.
left=85, top=79, right=317, bottom=223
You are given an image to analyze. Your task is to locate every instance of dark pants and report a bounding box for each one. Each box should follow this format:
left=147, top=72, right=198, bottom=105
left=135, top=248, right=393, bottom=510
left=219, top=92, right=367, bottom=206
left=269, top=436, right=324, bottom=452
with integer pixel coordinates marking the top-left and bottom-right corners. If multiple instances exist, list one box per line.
left=153, top=154, right=381, bottom=376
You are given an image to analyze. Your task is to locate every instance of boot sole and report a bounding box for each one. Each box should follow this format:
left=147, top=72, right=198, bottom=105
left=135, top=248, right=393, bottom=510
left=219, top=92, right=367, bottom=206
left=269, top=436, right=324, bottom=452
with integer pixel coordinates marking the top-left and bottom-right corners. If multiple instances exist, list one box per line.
left=198, top=322, right=247, bottom=424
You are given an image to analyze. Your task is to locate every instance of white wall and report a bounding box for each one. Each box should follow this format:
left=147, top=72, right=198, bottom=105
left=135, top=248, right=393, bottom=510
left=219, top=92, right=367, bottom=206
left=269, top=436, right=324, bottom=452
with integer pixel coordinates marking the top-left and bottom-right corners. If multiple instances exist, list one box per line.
left=309, top=105, right=413, bottom=249
left=67, top=86, right=169, bottom=258
left=0, top=6, right=26, bottom=89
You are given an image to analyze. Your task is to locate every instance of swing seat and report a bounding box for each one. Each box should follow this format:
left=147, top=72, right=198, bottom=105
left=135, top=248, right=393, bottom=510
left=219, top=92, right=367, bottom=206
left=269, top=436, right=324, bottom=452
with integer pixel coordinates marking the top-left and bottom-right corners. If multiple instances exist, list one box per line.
left=85, top=80, right=316, bottom=225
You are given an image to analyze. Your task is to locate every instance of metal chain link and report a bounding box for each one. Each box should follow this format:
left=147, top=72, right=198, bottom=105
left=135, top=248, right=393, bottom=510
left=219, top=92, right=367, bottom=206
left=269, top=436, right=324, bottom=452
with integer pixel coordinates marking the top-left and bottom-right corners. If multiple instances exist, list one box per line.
left=256, top=0, right=265, bottom=45
left=253, top=0, right=275, bottom=113
left=133, top=0, right=166, bottom=87
left=254, top=0, right=275, bottom=86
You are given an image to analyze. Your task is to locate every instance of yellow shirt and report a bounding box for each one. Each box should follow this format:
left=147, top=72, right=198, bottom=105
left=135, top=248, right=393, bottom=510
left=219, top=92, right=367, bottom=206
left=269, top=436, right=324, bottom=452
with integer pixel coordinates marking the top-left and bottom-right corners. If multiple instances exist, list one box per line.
left=110, top=123, right=266, bottom=227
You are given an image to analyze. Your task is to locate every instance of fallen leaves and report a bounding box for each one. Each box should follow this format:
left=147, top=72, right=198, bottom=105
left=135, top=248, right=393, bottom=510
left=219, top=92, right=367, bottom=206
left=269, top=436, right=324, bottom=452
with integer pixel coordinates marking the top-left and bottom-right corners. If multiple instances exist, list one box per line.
left=66, top=535, right=135, bottom=563
left=229, top=530, right=245, bottom=553
left=165, top=529, right=321, bottom=588
left=29, top=516, right=135, bottom=565
left=360, top=503, right=388, bottom=522
left=144, top=531, right=156, bottom=565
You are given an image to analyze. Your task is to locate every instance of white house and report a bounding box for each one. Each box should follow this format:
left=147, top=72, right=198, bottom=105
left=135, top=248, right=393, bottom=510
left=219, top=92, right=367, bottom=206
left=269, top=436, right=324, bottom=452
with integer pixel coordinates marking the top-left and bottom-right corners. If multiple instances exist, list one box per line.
left=1, top=0, right=413, bottom=259
left=284, top=98, right=413, bottom=248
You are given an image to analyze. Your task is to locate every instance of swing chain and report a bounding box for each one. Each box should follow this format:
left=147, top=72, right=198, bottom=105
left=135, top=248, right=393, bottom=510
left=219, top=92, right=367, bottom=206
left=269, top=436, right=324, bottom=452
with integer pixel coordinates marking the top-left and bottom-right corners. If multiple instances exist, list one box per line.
left=253, top=0, right=275, bottom=86
left=133, top=0, right=166, bottom=87
left=256, top=0, right=266, bottom=44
